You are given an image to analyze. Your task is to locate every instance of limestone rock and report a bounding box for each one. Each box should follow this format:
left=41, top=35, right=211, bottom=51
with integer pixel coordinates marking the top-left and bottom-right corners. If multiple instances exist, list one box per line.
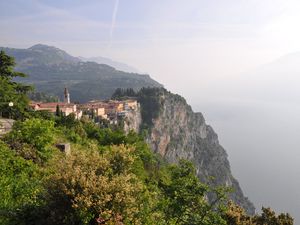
left=126, top=90, right=255, bottom=215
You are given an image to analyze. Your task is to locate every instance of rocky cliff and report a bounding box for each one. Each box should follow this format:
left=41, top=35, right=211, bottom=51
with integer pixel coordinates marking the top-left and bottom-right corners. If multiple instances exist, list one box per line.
left=126, top=89, right=255, bottom=215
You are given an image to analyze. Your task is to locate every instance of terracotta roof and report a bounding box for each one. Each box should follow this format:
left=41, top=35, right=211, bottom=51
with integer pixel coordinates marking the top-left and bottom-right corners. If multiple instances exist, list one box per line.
left=41, top=102, right=74, bottom=106
left=79, top=102, right=108, bottom=109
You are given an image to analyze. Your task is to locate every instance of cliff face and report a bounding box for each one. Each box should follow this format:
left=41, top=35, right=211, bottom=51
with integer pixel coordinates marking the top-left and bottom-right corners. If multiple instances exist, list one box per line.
left=124, top=104, right=142, bottom=134
left=126, top=90, right=255, bottom=215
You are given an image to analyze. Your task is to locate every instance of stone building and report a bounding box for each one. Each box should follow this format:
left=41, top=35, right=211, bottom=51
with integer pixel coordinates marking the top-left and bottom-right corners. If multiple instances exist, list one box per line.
left=29, top=89, right=82, bottom=119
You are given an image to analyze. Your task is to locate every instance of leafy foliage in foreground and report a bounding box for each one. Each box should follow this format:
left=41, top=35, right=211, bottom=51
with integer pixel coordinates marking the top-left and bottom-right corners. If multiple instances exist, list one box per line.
left=224, top=201, right=293, bottom=225
left=0, top=114, right=294, bottom=224
left=4, top=118, right=55, bottom=162
left=0, top=141, right=42, bottom=225
left=36, top=145, right=145, bottom=225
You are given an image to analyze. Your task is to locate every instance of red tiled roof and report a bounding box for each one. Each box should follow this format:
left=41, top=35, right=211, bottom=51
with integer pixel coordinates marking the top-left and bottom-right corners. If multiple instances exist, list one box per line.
left=38, top=102, right=75, bottom=108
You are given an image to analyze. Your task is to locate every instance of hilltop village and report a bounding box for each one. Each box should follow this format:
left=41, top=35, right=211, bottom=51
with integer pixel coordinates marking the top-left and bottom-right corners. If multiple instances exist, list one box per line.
left=29, top=88, right=139, bottom=124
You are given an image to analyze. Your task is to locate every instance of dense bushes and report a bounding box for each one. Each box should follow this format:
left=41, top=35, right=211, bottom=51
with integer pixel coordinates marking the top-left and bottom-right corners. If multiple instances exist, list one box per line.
left=0, top=112, right=294, bottom=224
left=0, top=115, right=229, bottom=224
left=112, top=87, right=166, bottom=129
left=0, top=141, right=42, bottom=225
left=224, top=201, right=293, bottom=225
left=0, top=102, right=294, bottom=224
left=4, top=118, right=55, bottom=162
left=38, top=145, right=146, bottom=224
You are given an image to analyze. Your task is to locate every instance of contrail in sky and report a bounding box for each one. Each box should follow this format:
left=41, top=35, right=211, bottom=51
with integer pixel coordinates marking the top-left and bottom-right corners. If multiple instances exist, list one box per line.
left=110, top=0, right=119, bottom=43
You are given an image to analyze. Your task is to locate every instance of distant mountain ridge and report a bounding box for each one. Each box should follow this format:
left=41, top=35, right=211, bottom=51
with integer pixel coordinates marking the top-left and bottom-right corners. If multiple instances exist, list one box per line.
left=79, top=56, right=139, bottom=73
left=2, top=44, right=80, bottom=66
left=0, top=44, right=162, bottom=102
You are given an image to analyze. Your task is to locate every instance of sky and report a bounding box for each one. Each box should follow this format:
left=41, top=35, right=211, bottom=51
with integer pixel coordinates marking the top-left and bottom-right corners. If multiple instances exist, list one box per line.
left=1, top=0, right=300, bottom=222
left=1, top=0, right=300, bottom=96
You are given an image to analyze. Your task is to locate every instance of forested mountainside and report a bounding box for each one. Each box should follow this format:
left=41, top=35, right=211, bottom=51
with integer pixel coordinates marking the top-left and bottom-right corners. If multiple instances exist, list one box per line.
left=79, top=56, right=139, bottom=73
left=1, top=44, right=162, bottom=102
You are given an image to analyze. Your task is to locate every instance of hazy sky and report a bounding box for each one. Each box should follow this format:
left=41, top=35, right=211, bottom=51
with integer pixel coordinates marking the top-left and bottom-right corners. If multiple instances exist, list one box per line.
left=1, top=0, right=300, bottom=222
left=2, top=0, right=300, bottom=89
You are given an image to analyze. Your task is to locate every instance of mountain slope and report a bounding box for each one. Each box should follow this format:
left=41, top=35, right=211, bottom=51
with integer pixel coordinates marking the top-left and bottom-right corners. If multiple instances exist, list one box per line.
left=79, top=56, right=139, bottom=73
left=1, top=44, right=162, bottom=102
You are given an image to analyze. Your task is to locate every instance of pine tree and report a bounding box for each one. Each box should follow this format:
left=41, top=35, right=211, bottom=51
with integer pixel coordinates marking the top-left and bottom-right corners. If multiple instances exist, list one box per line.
left=0, top=50, right=32, bottom=119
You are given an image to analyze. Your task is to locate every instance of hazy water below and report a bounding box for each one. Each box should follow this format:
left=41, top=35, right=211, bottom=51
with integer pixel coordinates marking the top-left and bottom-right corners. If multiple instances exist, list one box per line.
left=192, top=98, right=300, bottom=223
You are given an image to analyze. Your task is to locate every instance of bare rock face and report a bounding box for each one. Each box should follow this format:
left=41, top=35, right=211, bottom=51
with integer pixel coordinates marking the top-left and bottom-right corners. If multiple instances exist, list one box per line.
left=123, top=104, right=142, bottom=134
left=0, top=119, right=15, bottom=136
left=126, top=90, right=255, bottom=215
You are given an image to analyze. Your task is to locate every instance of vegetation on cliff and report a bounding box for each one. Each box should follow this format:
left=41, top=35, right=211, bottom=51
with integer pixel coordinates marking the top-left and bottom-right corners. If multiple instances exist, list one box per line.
left=113, top=87, right=256, bottom=214
left=112, top=87, right=166, bottom=130
left=0, top=52, right=294, bottom=224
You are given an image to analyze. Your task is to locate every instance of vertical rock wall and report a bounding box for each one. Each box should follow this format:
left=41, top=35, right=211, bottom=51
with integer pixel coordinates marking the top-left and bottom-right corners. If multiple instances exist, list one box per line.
left=125, top=91, right=255, bottom=214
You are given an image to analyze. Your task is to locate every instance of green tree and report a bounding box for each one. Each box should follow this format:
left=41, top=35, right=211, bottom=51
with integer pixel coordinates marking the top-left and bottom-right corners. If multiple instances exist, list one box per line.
left=56, top=113, right=80, bottom=129
left=253, top=207, right=293, bottom=225
left=56, top=113, right=87, bottom=143
left=37, top=145, right=146, bottom=225
left=55, top=104, right=62, bottom=117
left=223, top=201, right=253, bottom=225
left=0, top=50, right=32, bottom=119
left=0, top=141, right=42, bottom=225
left=111, top=88, right=136, bottom=100
left=222, top=201, right=294, bottom=225
left=158, top=160, right=228, bottom=225
left=5, top=118, right=55, bottom=162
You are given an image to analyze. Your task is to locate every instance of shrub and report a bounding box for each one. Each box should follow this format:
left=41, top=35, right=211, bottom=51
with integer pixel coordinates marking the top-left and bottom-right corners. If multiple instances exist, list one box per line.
left=0, top=141, right=42, bottom=224
left=5, top=118, right=55, bottom=161
left=39, top=145, right=146, bottom=224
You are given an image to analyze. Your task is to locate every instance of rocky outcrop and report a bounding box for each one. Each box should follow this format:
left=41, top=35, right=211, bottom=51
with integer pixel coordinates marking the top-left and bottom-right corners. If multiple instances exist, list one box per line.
left=126, top=90, right=255, bottom=215
left=0, top=119, right=15, bottom=136
left=124, top=104, right=142, bottom=134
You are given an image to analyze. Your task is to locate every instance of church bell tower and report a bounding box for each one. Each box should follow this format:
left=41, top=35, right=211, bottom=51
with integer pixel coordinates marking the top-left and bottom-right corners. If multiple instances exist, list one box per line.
left=64, top=87, right=70, bottom=104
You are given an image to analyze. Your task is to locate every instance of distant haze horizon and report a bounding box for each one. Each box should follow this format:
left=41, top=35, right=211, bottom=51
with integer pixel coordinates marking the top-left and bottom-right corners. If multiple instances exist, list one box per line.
left=187, top=52, right=300, bottom=222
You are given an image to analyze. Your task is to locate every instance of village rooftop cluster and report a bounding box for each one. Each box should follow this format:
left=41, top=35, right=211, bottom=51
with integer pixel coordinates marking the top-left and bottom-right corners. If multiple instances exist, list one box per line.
left=29, top=88, right=139, bottom=123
